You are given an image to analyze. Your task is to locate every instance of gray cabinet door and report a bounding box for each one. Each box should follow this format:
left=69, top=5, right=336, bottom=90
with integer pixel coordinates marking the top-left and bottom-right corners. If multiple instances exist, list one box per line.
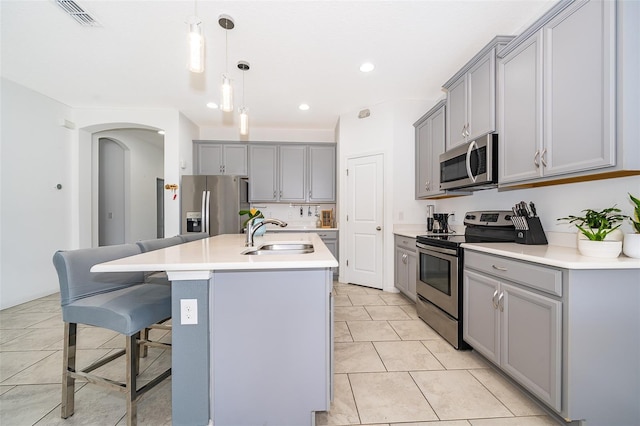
left=197, top=144, right=224, bottom=175
left=415, top=101, right=445, bottom=199
left=498, top=33, right=543, bottom=184
left=395, top=246, right=409, bottom=295
left=249, top=145, right=278, bottom=201
left=279, top=145, right=307, bottom=202
left=224, top=145, right=248, bottom=176
left=415, top=117, right=431, bottom=198
left=463, top=269, right=501, bottom=364
left=543, top=0, right=615, bottom=177
left=446, top=76, right=468, bottom=149
left=467, top=51, right=496, bottom=142
left=309, top=145, right=336, bottom=202
left=501, top=282, right=562, bottom=411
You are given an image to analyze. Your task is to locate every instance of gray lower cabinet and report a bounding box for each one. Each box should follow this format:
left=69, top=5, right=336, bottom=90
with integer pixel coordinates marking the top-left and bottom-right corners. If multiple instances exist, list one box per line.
left=463, top=267, right=561, bottom=410
left=394, top=235, right=416, bottom=301
left=194, top=142, right=248, bottom=176
left=414, top=100, right=445, bottom=199
left=463, top=249, right=640, bottom=426
left=498, top=0, right=640, bottom=186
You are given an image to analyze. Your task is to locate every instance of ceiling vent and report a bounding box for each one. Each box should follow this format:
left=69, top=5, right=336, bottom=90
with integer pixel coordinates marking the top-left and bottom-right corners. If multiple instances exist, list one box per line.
left=55, top=0, right=100, bottom=27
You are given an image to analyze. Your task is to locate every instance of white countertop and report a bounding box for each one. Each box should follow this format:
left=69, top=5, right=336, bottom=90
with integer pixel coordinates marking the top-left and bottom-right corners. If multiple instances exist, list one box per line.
left=91, top=233, right=338, bottom=274
left=265, top=226, right=338, bottom=232
left=462, top=242, right=640, bottom=270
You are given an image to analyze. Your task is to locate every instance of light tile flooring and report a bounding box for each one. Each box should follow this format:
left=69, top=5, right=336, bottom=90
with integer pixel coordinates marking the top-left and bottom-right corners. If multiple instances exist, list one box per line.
left=0, top=282, right=561, bottom=426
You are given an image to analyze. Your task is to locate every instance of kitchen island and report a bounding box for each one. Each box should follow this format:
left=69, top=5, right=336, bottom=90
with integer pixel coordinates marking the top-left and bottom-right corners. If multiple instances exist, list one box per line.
left=92, top=233, right=338, bottom=426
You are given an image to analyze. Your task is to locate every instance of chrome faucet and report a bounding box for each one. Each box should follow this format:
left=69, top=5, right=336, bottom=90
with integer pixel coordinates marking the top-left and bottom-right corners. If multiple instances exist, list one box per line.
left=245, top=217, right=288, bottom=247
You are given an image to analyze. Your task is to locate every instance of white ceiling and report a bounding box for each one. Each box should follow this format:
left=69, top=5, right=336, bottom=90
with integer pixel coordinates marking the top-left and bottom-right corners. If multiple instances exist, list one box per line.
left=1, top=0, right=555, bottom=132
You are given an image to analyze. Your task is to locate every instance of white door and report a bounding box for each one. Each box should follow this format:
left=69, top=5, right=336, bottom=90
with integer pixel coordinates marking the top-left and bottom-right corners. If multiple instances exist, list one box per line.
left=345, top=154, right=384, bottom=289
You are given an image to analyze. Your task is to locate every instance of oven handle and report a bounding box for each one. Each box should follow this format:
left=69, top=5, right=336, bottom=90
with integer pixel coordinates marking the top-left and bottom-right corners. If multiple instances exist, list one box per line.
left=416, top=242, right=458, bottom=257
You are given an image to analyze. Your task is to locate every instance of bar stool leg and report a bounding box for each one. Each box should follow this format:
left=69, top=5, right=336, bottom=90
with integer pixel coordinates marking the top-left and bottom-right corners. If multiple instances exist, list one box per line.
left=126, top=334, right=138, bottom=426
left=61, top=322, right=77, bottom=418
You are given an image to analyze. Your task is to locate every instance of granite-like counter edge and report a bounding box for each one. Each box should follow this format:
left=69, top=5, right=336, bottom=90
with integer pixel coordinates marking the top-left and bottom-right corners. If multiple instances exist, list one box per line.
left=462, top=242, right=640, bottom=270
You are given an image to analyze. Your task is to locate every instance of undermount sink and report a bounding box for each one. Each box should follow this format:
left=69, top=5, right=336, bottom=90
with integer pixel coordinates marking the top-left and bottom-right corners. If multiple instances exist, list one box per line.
left=243, top=242, right=314, bottom=255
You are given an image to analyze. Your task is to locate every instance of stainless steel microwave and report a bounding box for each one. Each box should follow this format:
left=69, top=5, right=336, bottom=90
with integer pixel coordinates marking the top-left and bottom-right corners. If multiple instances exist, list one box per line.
left=439, top=134, right=498, bottom=191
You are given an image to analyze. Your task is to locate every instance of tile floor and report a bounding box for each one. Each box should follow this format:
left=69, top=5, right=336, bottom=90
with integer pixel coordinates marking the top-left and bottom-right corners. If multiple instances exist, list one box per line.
left=0, top=282, right=561, bottom=426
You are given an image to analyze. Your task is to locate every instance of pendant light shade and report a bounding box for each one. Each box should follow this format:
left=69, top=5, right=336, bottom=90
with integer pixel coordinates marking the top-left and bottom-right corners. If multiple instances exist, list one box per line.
left=238, top=61, right=250, bottom=136
left=221, top=74, right=233, bottom=112
left=239, top=107, right=249, bottom=135
left=187, top=20, right=204, bottom=73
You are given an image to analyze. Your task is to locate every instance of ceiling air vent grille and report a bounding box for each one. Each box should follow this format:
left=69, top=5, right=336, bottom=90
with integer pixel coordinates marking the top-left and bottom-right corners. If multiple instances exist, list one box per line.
left=55, top=0, right=100, bottom=27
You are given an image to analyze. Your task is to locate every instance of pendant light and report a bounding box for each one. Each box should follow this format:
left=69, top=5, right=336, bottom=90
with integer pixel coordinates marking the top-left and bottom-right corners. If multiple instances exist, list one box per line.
left=238, top=61, right=250, bottom=135
left=187, top=19, right=204, bottom=73
left=219, top=15, right=235, bottom=112
left=186, top=2, right=204, bottom=73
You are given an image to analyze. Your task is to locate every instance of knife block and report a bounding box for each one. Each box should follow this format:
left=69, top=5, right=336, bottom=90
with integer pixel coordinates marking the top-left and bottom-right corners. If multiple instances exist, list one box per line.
left=512, top=216, right=548, bottom=245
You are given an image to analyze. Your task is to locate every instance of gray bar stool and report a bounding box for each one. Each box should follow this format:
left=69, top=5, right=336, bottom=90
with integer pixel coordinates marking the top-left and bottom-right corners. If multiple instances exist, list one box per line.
left=178, top=232, right=209, bottom=242
left=52, top=244, right=171, bottom=426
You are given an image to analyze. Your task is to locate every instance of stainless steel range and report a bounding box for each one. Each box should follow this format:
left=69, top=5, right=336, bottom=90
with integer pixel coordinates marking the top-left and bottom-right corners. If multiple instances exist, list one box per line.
left=415, top=211, right=515, bottom=349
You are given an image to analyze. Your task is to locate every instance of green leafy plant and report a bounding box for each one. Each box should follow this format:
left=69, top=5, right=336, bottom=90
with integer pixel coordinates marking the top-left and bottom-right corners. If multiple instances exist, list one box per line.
left=239, top=208, right=264, bottom=228
left=557, top=206, right=627, bottom=241
left=629, top=193, right=640, bottom=234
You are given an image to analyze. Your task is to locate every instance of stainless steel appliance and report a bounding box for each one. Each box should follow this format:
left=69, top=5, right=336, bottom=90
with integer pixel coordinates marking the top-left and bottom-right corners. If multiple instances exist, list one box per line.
left=181, top=175, right=249, bottom=236
left=439, top=133, right=498, bottom=191
left=416, top=210, right=515, bottom=349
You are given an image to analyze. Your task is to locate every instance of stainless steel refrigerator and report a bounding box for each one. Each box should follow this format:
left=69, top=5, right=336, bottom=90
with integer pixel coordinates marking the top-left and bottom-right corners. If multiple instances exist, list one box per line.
left=181, top=175, right=249, bottom=236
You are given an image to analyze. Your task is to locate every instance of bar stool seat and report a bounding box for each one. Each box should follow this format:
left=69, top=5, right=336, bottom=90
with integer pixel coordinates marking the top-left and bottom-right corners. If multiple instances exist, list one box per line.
left=53, top=244, right=171, bottom=426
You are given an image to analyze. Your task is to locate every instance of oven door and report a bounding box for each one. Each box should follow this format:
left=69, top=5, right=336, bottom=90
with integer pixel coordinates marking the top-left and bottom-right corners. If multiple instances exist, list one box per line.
left=416, top=242, right=459, bottom=319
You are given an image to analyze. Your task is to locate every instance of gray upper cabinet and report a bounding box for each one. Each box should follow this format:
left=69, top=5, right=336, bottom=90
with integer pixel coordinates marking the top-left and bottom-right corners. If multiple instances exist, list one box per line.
left=414, top=100, right=446, bottom=199
left=195, top=142, right=247, bottom=176
left=498, top=0, right=637, bottom=187
left=308, top=145, right=336, bottom=202
left=279, top=145, right=307, bottom=202
left=444, top=36, right=514, bottom=150
left=248, top=143, right=336, bottom=203
left=248, top=145, right=278, bottom=202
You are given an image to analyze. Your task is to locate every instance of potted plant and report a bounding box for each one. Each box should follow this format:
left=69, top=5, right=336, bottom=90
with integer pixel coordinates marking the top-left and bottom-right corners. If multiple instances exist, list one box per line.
left=623, top=193, right=640, bottom=258
left=557, top=206, right=626, bottom=258
left=239, top=208, right=266, bottom=236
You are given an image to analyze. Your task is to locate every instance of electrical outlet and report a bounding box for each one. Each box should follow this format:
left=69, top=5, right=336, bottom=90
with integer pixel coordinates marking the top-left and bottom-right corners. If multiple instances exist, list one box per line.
left=180, top=299, right=198, bottom=325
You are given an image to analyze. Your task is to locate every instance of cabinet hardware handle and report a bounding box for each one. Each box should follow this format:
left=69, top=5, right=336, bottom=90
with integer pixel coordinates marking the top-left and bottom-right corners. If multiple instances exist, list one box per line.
left=273, top=191, right=276, bottom=199
left=498, top=291, right=504, bottom=312
left=492, top=264, right=508, bottom=271
left=402, top=254, right=407, bottom=264
left=534, top=150, right=540, bottom=167
left=376, top=226, right=382, bottom=231
left=279, top=190, right=282, bottom=198
left=465, top=124, right=470, bottom=137
left=541, top=148, right=548, bottom=168
left=461, top=124, right=466, bottom=138
left=492, top=290, right=499, bottom=309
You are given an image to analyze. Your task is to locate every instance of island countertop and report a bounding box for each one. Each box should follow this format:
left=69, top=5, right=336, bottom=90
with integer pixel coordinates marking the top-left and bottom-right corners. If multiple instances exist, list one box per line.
left=91, top=233, right=338, bottom=273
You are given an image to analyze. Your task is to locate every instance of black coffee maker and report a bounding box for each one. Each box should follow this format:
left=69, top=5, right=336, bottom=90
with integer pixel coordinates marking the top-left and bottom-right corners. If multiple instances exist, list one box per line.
left=432, top=213, right=450, bottom=233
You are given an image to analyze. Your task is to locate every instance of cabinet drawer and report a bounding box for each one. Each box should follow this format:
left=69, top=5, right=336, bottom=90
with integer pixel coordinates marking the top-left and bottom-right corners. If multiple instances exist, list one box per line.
left=315, top=230, right=337, bottom=240
left=394, top=235, right=417, bottom=252
left=465, top=251, right=562, bottom=296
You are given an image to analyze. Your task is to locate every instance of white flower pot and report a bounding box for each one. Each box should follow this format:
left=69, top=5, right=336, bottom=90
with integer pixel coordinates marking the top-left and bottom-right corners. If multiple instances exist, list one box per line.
left=577, top=228, right=623, bottom=242
left=623, top=233, right=640, bottom=258
left=577, top=239, right=622, bottom=258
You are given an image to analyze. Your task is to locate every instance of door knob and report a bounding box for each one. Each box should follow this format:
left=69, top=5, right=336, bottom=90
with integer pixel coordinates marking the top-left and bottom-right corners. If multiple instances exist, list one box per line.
left=376, top=226, right=381, bottom=231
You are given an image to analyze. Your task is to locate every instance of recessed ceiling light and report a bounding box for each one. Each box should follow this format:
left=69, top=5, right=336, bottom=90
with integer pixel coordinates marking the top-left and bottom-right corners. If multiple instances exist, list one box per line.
left=299, top=104, right=310, bottom=111
left=207, top=102, right=219, bottom=109
left=157, top=130, right=165, bottom=135
left=360, top=62, right=375, bottom=73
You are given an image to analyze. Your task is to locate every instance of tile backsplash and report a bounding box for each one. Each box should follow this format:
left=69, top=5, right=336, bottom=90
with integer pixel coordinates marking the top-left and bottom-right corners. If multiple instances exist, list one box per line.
left=250, top=203, right=336, bottom=228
